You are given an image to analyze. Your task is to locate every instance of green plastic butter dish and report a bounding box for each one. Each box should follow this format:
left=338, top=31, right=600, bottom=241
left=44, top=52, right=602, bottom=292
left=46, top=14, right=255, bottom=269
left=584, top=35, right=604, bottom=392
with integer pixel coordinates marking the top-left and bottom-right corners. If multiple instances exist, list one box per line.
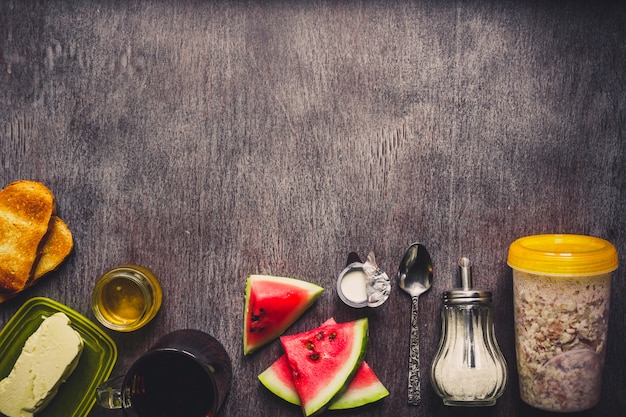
left=0, top=297, right=118, bottom=417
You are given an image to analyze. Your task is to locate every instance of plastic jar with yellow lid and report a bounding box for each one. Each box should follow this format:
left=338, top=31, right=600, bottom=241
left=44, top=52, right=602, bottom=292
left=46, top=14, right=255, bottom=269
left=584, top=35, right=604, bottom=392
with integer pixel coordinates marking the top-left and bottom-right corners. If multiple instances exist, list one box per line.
left=507, top=234, right=618, bottom=412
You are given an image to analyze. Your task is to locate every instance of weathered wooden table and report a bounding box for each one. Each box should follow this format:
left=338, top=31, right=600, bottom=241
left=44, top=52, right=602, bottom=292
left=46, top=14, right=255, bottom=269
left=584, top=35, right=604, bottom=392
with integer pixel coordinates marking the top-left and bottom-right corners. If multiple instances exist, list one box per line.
left=1, top=1, right=625, bottom=416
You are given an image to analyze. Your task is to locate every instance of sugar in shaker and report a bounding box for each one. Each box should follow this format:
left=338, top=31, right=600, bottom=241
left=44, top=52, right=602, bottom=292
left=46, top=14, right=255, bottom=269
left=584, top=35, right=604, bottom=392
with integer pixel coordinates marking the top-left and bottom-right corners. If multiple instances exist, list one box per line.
left=430, top=257, right=507, bottom=406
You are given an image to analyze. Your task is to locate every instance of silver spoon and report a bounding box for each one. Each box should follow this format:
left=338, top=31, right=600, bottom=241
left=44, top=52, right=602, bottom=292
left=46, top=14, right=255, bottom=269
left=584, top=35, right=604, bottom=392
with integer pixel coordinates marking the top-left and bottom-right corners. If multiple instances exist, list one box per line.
left=397, top=243, right=433, bottom=405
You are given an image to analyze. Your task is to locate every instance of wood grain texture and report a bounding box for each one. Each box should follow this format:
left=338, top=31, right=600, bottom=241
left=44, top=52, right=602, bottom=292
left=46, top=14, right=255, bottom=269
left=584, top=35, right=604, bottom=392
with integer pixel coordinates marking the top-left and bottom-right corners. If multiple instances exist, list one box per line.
left=1, top=1, right=625, bottom=416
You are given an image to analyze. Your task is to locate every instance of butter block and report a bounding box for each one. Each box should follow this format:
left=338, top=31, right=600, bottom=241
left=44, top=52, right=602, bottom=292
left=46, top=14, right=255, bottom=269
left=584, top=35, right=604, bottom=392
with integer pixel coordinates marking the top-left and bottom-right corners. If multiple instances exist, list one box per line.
left=0, top=312, right=84, bottom=417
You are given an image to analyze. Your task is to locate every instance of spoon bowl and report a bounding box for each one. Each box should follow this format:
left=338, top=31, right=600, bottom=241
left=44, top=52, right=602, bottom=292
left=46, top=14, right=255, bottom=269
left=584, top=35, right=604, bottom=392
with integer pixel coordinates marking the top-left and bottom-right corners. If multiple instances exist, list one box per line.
left=397, top=243, right=433, bottom=405
left=398, top=243, right=433, bottom=297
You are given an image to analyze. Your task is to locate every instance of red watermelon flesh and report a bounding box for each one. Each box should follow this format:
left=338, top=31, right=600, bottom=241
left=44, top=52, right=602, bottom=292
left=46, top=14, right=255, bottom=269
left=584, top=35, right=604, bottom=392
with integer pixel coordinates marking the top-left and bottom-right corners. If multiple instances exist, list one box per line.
left=328, top=361, right=389, bottom=409
left=258, top=319, right=388, bottom=410
left=259, top=355, right=306, bottom=406
left=280, top=318, right=368, bottom=417
left=258, top=355, right=389, bottom=410
left=244, top=274, right=323, bottom=355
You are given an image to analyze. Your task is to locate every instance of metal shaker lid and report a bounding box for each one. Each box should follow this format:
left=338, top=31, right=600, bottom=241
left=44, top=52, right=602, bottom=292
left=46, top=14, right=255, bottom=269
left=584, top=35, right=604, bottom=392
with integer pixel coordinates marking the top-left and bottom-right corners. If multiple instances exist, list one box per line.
left=443, top=257, right=492, bottom=304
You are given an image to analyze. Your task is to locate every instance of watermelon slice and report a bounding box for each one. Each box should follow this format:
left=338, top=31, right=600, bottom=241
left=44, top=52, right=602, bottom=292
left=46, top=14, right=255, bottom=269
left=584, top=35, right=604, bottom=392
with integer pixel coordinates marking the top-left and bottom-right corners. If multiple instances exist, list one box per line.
left=243, top=274, right=323, bottom=355
left=258, top=319, right=388, bottom=410
left=280, top=318, right=369, bottom=417
left=258, top=355, right=306, bottom=406
left=258, top=353, right=389, bottom=410
left=327, top=361, right=389, bottom=409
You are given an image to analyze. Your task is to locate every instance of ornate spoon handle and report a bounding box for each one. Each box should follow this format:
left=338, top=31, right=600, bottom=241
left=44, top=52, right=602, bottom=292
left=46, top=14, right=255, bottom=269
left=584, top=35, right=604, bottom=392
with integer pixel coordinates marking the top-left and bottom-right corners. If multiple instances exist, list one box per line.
left=408, top=295, right=421, bottom=405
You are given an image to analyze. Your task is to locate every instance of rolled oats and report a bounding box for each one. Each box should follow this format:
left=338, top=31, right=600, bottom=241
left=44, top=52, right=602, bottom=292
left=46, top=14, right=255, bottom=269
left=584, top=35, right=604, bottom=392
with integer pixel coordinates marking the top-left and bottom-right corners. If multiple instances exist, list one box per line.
left=512, top=270, right=611, bottom=412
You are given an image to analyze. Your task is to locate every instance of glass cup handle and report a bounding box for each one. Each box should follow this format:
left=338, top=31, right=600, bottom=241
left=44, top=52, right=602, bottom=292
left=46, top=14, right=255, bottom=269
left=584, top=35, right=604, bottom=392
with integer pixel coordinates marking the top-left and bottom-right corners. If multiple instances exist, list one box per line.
left=96, top=375, right=125, bottom=409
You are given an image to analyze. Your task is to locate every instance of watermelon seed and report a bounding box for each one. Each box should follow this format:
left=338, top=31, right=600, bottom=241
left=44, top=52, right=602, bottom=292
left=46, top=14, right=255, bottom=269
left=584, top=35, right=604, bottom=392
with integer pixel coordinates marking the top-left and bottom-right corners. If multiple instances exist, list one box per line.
left=249, top=308, right=267, bottom=333
left=251, top=308, right=266, bottom=322
left=309, top=352, right=320, bottom=361
left=329, top=332, right=337, bottom=340
left=315, top=331, right=325, bottom=341
left=249, top=326, right=265, bottom=333
left=305, top=341, right=315, bottom=350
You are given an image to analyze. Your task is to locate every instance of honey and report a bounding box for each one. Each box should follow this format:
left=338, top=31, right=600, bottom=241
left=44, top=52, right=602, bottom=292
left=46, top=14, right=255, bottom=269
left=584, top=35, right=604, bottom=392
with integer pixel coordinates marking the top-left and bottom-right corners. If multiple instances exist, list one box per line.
left=98, top=276, right=146, bottom=324
left=92, top=265, right=162, bottom=332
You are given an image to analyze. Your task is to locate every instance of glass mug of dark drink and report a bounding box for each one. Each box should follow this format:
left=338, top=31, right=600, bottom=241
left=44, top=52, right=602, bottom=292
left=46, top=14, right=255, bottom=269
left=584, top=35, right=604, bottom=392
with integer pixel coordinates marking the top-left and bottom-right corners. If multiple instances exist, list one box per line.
left=96, top=329, right=232, bottom=417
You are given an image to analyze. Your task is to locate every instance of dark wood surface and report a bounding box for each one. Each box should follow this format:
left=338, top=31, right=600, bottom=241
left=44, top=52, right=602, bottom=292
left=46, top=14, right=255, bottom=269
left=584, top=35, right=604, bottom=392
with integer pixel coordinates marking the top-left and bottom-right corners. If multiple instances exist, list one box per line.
left=1, top=1, right=625, bottom=416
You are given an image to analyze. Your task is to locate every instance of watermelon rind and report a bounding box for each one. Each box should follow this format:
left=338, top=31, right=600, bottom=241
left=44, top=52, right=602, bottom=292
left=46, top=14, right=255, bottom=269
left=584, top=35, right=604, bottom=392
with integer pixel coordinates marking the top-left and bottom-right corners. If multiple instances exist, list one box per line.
left=258, top=355, right=302, bottom=405
left=280, top=318, right=369, bottom=417
left=258, top=356, right=389, bottom=410
left=243, top=274, right=324, bottom=355
left=258, top=318, right=388, bottom=410
left=327, top=362, right=389, bottom=410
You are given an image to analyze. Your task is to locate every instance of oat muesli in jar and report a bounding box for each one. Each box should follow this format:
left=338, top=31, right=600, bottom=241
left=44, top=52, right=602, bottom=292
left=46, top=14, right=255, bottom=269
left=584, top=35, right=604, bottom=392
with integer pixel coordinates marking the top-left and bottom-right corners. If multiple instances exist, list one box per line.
left=507, top=234, right=618, bottom=412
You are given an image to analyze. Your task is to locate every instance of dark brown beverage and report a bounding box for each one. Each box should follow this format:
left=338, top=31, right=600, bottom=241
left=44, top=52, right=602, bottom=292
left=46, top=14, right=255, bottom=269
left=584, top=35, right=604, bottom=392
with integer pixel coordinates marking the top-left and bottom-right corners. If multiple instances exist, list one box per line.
left=124, top=350, right=216, bottom=417
left=95, top=330, right=232, bottom=417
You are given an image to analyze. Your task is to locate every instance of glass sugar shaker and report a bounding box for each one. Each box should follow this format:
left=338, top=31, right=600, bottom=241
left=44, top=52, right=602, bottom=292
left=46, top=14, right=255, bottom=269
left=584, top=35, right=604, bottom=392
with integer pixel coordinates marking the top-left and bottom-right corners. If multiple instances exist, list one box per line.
left=431, top=257, right=507, bottom=406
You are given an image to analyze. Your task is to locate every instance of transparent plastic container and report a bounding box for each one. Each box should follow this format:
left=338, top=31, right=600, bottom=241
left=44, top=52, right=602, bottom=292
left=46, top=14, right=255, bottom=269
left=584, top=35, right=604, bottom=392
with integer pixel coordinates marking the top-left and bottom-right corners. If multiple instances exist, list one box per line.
left=507, top=234, right=618, bottom=412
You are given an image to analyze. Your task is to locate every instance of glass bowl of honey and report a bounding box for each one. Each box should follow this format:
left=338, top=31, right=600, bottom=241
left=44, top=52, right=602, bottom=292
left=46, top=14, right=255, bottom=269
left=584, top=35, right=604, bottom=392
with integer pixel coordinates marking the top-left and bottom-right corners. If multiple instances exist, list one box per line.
left=91, top=264, right=162, bottom=332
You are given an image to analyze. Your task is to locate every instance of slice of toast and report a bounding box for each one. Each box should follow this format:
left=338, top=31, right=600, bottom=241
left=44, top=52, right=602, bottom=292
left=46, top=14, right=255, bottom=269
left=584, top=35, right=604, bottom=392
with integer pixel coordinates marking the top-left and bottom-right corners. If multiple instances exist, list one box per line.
left=0, top=215, right=74, bottom=304
left=0, top=216, right=74, bottom=304
left=0, top=181, right=55, bottom=293
left=33, top=216, right=74, bottom=279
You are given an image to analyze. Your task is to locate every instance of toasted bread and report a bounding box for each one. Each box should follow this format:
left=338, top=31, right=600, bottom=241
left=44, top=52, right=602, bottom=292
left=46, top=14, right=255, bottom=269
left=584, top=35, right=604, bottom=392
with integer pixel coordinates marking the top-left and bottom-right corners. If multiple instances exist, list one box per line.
left=0, top=181, right=55, bottom=293
left=0, top=217, right=74, bottom=304
left=33, top=216, right=74, bottom=279
left=0, top=217, right=73, bottom=303
left=0, top=216, right=74, bottom=304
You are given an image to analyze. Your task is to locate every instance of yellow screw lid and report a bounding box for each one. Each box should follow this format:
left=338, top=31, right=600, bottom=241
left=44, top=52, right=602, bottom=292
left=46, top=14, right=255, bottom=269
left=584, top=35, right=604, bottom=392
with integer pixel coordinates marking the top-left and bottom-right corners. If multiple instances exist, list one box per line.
left=508, top=234, right=618, bottom=276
